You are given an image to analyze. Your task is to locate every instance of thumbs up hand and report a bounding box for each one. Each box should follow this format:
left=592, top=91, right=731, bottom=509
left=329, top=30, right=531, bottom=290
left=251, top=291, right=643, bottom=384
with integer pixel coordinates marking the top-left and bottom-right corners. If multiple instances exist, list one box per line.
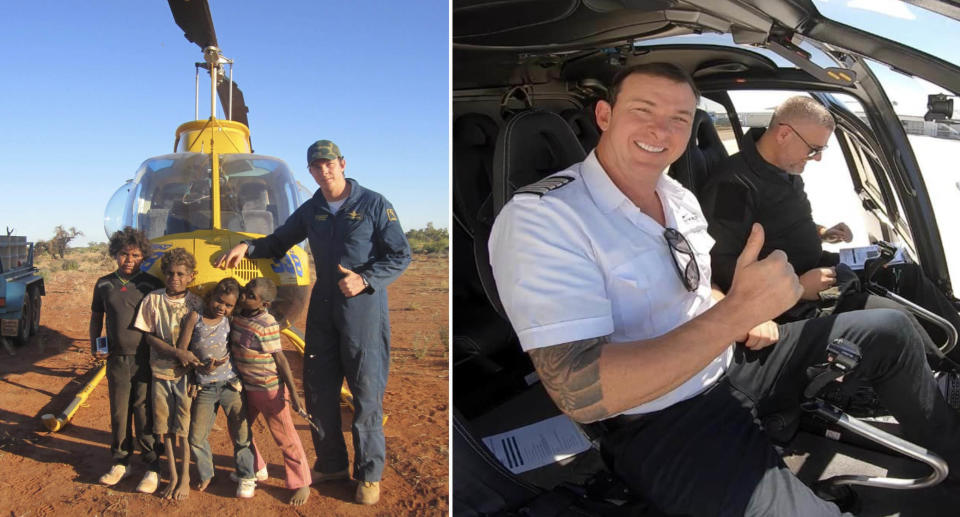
left=726, top=224, right=802, bottom=326
left=337, top=264, right=368, bottom=298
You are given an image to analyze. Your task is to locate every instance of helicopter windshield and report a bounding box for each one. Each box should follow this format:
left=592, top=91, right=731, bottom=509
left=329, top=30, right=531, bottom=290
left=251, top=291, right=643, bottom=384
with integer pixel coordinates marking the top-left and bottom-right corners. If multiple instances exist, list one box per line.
left=217, top=154, right=302, bottom=236
left=123, top=153, right=302, bottom=239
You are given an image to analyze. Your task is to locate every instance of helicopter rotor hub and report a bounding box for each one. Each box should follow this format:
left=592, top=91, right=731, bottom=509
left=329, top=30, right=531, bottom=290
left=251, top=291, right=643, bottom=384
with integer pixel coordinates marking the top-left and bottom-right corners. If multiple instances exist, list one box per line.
left=203, top=46, right=231, bottom=67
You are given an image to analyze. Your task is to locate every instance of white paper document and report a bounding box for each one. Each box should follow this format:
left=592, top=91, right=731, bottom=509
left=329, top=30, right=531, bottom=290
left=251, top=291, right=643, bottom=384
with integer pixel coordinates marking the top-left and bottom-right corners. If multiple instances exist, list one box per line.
left=481, top=414, right=592, bottom=474
left=838, top=245, right=905, bottom=270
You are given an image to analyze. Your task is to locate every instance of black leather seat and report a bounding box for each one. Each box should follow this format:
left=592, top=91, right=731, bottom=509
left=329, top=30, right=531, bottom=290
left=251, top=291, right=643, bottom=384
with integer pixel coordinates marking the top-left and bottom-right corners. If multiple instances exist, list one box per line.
left=561, top=103, right=601, bottom=154
left=453, top=113, right=500, bottom=303
left=480, top=110, right=587, bottom=316
left=453, top=113, right=500, bottom=238
left=452, top=408, right=541, bottom=516
left=490, top=110, right=587, bottom=217
left=452, top=113, right=518, bottom=377
left=455, top=110, right=585, bottom=408
left=668, top=109, right=729, bottom=197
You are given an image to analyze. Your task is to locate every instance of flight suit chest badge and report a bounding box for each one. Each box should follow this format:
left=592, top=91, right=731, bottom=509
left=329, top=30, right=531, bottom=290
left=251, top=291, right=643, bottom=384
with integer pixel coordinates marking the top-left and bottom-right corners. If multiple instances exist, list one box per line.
left=347, top=210, right=363, bottom=221
left=315, top=214, right=329, bottom=221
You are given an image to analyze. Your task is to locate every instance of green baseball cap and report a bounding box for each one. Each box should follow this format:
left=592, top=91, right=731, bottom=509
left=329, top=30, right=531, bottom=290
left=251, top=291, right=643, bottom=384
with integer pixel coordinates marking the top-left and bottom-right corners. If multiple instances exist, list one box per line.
left=307, top=140, right=342, bottom=163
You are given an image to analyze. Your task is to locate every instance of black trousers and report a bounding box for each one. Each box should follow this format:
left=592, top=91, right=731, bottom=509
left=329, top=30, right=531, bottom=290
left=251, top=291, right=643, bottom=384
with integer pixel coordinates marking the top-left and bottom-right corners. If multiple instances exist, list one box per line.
left=106, top=354, right=159, bottom=470
left=600, top=309, right=960, bottom=517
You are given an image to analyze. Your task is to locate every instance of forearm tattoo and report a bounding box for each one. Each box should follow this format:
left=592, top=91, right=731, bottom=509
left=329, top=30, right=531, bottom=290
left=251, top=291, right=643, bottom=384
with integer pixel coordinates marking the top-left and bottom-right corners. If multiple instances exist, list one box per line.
left=529, top=336, right=607, bottom=422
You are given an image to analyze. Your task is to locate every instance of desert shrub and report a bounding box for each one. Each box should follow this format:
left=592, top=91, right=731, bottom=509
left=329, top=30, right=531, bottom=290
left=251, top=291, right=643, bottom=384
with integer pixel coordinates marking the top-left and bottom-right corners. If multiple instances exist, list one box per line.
left=406, top=223, right=448, bottom=255
left=86, top=242, right=108, bottom=254
left=61, top=260, right=80, bottom=271
left=34, top=240, right=50, bottom=257
left=39, top=226, right=83, bottom=259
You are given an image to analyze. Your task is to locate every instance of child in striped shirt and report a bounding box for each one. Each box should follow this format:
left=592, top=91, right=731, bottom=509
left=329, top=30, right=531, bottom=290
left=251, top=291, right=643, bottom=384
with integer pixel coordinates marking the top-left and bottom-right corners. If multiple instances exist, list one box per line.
left=231, top=277, right=311, bottom=506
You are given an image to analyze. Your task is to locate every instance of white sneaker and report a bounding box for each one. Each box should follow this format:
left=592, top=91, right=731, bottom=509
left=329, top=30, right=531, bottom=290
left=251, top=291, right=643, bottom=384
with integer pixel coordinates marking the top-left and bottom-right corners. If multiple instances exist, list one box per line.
left=136, top=470, right=159, bottom=494
left=230, top=466, right=267, bottom=482
left=99, top=464, right=130, bottom=486
left=236, top=477, right=257, bottom=498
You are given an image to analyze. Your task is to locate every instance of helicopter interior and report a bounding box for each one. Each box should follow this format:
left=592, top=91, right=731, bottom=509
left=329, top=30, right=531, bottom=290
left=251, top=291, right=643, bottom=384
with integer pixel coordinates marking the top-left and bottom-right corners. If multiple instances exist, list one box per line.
left=453, top=0, right=960, bottom=515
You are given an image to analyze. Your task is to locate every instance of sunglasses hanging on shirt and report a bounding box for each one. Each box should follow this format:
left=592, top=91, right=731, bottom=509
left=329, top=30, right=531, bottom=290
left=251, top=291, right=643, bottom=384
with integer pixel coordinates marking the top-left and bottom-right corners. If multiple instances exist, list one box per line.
left=664, top=228, right=701, bottom=292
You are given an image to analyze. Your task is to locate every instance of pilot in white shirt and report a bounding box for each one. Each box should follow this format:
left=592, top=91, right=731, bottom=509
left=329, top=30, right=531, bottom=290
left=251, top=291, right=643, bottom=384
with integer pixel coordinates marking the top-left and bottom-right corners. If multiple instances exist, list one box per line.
left=490, top=150, right=731, bottom=415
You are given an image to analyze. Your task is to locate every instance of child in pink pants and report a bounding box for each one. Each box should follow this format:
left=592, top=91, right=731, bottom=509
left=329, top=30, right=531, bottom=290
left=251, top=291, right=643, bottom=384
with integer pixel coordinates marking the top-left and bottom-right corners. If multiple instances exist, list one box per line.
left=231, top=278, right=312, bottom=506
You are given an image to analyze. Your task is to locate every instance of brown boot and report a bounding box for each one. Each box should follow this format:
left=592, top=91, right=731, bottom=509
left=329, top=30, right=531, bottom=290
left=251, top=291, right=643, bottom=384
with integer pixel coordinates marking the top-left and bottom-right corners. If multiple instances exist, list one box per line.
left=355, top=481, right=380, bottom=505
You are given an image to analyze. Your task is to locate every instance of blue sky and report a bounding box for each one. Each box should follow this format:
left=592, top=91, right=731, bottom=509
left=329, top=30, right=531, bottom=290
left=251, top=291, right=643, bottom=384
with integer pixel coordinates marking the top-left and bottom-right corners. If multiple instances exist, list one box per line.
left=0, top=1, right=449, bottom=245
left=814, top=0, right=960, bottom=116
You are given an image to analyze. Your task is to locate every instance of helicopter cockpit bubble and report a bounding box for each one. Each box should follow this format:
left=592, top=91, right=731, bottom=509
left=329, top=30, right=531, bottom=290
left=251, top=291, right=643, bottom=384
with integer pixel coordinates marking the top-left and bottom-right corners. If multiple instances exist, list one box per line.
left=112, top=153, right=301, bottom=240
left=103, top=180, right=133, bottom=238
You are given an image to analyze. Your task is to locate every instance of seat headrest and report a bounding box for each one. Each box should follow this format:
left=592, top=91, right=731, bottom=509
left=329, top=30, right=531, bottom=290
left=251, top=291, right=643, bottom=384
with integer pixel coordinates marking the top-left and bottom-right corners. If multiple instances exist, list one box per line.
left=692, top=110, right=727, bottom=170
left=668, top=109, right=729, bottom=196
left=454, top=113, right=500, bottom=148
left=561, top=105, right=601, bottom=153
left=492, top=110, right=586, bottom=215
left=238, top=182, right=269, bottom=208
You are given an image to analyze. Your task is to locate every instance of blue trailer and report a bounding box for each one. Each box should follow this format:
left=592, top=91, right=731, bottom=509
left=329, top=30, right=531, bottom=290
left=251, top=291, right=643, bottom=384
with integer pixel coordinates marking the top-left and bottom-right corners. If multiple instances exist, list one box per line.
left=0, top=236, right=44, bottom=354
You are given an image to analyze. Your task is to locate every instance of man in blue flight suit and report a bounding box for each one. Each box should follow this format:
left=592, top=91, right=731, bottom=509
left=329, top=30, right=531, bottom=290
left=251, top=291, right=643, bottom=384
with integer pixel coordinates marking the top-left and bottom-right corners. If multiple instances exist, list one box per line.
left=218, top=140, right=411, bottom=505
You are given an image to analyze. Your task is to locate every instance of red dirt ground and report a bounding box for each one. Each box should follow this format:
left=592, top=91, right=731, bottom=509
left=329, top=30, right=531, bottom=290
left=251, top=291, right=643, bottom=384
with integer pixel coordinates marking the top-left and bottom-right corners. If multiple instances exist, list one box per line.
left=0, top=252, right=448, bottom=516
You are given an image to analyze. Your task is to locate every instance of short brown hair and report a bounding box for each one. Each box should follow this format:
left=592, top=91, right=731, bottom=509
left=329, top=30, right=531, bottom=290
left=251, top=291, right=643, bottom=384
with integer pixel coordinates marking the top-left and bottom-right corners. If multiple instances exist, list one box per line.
left=608, top=63, right=701, bottom=106
left=108, top=226, right=152, bottom=258
left=246, top=277, right=277, bottom=304
left=160, top=247, right=197, bottom=274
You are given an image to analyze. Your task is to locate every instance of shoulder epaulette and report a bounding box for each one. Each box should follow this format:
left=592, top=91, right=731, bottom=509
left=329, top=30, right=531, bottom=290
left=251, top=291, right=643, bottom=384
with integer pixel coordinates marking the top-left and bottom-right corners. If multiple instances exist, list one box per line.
left=514, top=175, right=575, bottom=197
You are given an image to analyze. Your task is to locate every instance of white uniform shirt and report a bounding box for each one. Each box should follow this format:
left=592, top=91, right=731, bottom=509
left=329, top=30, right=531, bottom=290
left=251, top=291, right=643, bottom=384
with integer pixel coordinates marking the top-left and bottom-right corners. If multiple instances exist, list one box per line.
left=489, top=151, right=733, bottom=415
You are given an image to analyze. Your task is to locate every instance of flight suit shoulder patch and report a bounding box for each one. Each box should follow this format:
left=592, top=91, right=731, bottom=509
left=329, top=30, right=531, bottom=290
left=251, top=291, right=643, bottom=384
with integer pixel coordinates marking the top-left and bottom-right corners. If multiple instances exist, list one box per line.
left=514, top=175, right=575, bottom=197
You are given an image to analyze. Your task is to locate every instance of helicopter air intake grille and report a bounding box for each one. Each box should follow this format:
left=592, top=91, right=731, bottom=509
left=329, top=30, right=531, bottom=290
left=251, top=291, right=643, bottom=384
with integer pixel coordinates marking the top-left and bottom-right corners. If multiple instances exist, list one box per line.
left=232, top=258, right=262, bottom=283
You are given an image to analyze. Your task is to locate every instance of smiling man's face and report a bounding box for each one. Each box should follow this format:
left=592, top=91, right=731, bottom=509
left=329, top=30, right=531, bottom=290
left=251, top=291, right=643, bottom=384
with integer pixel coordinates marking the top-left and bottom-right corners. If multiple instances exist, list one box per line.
left=595, top=73, right=697, bottom=181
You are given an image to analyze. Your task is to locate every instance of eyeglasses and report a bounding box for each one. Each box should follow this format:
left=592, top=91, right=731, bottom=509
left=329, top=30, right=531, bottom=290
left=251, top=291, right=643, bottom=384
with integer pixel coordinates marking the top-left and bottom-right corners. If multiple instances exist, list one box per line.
left=779, top=123, right=827, bottom=158
left=664, top=228, right=700, bottom=292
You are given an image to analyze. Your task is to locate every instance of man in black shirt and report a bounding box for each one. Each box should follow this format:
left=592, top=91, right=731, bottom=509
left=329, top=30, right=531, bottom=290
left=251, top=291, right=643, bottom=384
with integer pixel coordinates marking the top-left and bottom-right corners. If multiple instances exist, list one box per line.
left=701, top=96, right=960, bottom=356
left=90, top=227, right=164, bottom=492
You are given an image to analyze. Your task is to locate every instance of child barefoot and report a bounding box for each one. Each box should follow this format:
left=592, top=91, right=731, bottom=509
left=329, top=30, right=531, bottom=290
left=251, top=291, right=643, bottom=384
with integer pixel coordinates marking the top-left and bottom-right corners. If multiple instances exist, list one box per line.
left=179, top=278, right=258, bottom=499
left=231, top=278, right=312, bottom=505
left=133, top=248, right=203, bottom=500
left=90, top=227, right=163, bottom=491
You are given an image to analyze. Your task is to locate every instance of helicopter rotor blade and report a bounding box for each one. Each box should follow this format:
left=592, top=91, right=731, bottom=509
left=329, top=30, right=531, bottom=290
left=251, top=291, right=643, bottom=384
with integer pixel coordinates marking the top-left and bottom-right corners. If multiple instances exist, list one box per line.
left=167, top=0, right=218, bottom=49
left=217, top=79, right=250, bottom=129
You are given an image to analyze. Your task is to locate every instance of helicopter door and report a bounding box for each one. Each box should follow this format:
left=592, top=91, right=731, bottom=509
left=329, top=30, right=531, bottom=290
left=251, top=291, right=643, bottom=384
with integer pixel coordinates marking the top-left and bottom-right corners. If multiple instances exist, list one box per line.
left=790, top=2, right=960, bottom=295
